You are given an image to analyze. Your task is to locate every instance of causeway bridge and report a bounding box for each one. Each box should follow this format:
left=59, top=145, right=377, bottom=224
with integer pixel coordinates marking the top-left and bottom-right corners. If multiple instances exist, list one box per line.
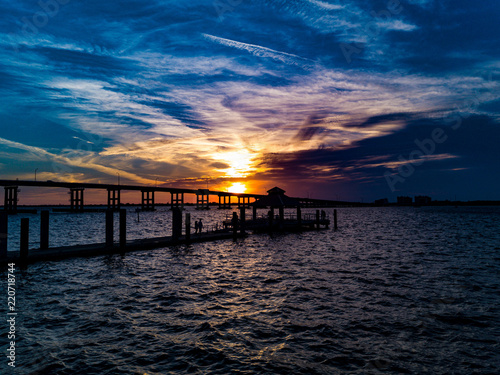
left=0, top=179, right=345, bottom=214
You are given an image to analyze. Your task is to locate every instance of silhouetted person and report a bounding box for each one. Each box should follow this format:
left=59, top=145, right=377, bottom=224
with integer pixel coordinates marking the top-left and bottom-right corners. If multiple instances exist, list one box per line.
left=194, top=220, right=199, bottom=234
left=198, top=218, right=203, bottom=233
left=321, top=210, right=326, bottom=220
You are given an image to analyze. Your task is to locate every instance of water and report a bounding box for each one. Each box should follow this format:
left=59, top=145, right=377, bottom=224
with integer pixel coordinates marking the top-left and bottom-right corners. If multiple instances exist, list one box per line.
left=1, top=207, right=499, bottom=374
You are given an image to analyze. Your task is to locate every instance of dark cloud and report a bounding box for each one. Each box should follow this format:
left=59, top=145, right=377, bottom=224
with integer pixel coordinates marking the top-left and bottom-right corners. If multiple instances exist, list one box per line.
left=210, top=162, right=230, bottom=169
left=343, top=112, right=414, bottom=128
left=256, top=115, right=500, bottom=200
left=0, top=0, right=499, bottom=200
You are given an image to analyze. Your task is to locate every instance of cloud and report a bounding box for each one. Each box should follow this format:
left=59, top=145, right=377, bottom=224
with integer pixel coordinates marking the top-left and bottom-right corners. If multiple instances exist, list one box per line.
left=0, top=0, right=499, bottom=200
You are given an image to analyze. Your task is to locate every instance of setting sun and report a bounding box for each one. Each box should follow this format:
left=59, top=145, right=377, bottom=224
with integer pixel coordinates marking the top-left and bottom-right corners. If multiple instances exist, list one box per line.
left=227, top=182, right=247, bottom=194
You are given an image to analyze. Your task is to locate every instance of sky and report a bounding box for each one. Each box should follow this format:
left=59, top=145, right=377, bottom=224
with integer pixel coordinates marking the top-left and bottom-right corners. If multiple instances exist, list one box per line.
left=1, top=0, right=499, bottom=203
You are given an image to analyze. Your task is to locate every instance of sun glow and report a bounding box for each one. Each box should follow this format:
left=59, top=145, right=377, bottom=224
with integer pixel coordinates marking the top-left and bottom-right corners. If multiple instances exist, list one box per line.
left=227, top=182, right=247, bottom=194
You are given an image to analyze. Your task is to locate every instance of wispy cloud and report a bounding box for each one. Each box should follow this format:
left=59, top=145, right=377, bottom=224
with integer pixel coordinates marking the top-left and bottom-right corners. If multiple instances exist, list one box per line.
left=0, top=0, right=499, bottom=200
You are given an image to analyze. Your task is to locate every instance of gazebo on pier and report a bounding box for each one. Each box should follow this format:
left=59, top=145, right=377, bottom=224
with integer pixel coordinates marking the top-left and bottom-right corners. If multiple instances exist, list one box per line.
left=224, top=186, right=330, bottom=232
left=251, top=187, right=302, bottom=227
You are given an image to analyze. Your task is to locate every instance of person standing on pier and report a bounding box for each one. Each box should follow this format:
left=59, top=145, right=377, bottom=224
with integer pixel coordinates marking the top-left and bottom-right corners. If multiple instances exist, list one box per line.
left=194, top=220, right=199, bottom=234
left=198, top=218, right=203, bottom=233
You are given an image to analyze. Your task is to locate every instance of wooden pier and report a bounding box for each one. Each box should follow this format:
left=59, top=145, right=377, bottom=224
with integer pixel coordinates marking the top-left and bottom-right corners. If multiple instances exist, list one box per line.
left=0, top=183, right=339, bottom=265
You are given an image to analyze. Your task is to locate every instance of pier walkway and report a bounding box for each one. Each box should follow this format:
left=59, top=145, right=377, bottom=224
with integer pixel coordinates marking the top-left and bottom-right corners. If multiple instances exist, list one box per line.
left=0, top=185, right=337, bottom=265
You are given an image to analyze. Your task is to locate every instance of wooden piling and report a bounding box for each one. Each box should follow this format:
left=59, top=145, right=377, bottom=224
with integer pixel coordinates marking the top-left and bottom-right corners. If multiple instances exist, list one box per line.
left=105, top=209, right=114, bottom=248
left=0, top=212, right=7, bottom=259
left=232, top=212, right=239, bottom=240
left=316, top=210, right=320, bottom=229
left=297, top=206, right=302, bottom=228
left=172, top=207, right=182, bottom=241
left=20, top=218, right=29, bottom=260
left=185, top=212, right=191, bottom=243
left=40, top=210, right=49, bottom=250
left=240, top=207, right=246, bottom=235
left=252, top=205, right=257, bottom=221
left=268, top=208, right=274, bottom=232
left=279, top=206, right=284, bottom=224
left=334, top=209, right=338, bottom=230
left=119, top=209, right=127, bottom=249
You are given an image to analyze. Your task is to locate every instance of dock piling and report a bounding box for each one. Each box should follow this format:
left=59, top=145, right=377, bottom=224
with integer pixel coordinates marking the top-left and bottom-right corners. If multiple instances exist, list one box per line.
left=172, top=207, right=182, bottom=241
left=316, top=210, right=320, bottom=229
left=232, top=212, right=239, bottom=240
left=119, top=209, right=127, bottom=249
left=0, top=212, right=7, bottom=259
left=20, top=218, right=29, bottom=260
left=185, top=213, right=191, bottom=243
left=334, top=209, right=338, bottom=230
left=297, top=206, right=302, bottom=228
left=105, top=209, right=114, bottom=248
left=240, top=207, right=246, bottom=235
left=279, top=206, right=284, bottom=228
left=40, top=210, right=49, bottom=249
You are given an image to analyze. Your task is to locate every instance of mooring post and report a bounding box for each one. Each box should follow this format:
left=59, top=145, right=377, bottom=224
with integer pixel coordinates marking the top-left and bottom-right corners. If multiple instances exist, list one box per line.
left=232, top=212, right=239, bottom=240
left=240, top=207, right=246, bottom=235
left=105, top=209, right=114, bottom=248
left=268, top=207, right=274, bottom=231
left=20, top=218, right=29, bottom=260
left=172, top=207, right=182, bottom=242
left=185, top=212, right=191, bottom=243
left=40, top=210, right=49, bottom=249
left=0, top=212, right=8, bottom=259
left=252, top=205, right=257, bottom=221
left=119, top=209, right=127, bottom=250
left=334, top=209, right=338, bottom=230
left=316, top=209, right=320, bottom=229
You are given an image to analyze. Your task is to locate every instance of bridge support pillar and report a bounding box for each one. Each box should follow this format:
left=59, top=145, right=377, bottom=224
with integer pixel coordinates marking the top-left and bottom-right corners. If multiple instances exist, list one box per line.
left=69, top=188, right=84, bottom=212
left=170, top=192, right=184, bottom=210
left=107, top=188, right=121, bottom=210
left=4, top=186, right=18, bottom=214
left=237, top=196, right=251, bottom=209
left=196, top=189, right=210, bottom=210
left=218, top=195, right=231, bottom=209
left=141, top=190, right=155, bottom=211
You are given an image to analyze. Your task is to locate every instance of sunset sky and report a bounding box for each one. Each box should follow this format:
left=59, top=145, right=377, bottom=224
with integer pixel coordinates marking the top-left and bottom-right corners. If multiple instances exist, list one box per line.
left=1, top=0, right=499, bottom=203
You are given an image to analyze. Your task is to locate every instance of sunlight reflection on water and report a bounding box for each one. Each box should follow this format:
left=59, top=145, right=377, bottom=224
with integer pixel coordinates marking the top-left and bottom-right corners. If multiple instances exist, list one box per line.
left=2, top=206, right=500, bottom=374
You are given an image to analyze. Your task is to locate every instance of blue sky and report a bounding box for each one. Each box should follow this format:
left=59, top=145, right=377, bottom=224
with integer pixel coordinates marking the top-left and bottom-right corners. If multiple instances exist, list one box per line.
left=1, top=0, right=499, bottom=202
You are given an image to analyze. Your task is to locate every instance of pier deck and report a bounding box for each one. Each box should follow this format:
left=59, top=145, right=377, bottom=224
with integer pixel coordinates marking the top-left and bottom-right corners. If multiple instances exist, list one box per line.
left=2, top=219, right=331, bottom=264
left=4, top=230, right=246, bottom=264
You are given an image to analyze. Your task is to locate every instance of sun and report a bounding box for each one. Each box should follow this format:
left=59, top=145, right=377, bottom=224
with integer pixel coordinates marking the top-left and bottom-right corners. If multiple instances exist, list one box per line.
left=227, top=182, right=247, bottom=194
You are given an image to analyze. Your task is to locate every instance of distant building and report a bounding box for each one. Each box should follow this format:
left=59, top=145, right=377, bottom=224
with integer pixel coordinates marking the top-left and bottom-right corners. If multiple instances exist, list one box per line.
left=414, top=196, right=432, bottom=205
left=374, top=198, right=389, bottom=205
left=397, top=196, right=413, bottom=205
